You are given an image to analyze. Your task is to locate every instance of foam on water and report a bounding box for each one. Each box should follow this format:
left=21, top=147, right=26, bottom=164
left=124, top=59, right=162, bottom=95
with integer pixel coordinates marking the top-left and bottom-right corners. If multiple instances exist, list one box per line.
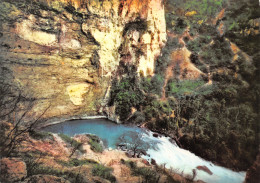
left=141, top=131, right=246, bottom=183
left=42, top=119, right=246, bottom=183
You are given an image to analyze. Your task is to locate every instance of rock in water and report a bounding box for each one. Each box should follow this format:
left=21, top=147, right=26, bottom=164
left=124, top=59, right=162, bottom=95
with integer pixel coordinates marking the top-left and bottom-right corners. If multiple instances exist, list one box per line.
left=153, top=133, right=159, bottom=138
left=151, top=158, right=157, bottom=166
left=196, top=165, right=213, bottom=175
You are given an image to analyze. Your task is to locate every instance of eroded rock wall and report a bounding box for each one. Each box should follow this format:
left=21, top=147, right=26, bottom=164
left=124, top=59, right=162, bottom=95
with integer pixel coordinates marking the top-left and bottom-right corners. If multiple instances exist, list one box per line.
left=0, top=0, right=166, bottom=122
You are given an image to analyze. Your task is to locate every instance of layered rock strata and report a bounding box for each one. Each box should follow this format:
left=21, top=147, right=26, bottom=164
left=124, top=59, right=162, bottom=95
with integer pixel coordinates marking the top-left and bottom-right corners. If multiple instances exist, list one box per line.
left=0, top=0, right=166, bottom=122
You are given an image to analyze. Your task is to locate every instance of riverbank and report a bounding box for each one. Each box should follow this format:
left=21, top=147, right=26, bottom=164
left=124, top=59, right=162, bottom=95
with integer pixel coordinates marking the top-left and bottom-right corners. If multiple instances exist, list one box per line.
left=139, top=119, right=255, bottom=173
left=1, top=121, right=201, bottom=183
left=40, top=116, right=248, bottom=174
left=41, top=118, right=246, bottom=183
left=37, top=115, right=108, bottom=128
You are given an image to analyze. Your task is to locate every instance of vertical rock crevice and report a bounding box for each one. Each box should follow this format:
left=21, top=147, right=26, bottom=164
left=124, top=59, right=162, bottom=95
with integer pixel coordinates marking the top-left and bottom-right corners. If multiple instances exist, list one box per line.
left=0, top=0, right=167, bottom=122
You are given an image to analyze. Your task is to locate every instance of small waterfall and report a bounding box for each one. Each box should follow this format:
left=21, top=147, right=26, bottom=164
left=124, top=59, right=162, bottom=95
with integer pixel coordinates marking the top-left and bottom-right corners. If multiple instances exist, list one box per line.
left=141, top=131, right=246, bottom=183
left=42, top=119, right=246, bottom=183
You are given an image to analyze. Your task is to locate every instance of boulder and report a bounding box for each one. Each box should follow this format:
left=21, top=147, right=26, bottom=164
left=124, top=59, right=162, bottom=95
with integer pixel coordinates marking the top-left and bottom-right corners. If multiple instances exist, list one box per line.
left=196, top=166, right=213, bottom=175
left=117, top=144, right=127, bottom=151
left=22, top=175, right=70, bottom=183
left=140, top=150, right=147, bottom=156
left=125, top=152, right=132, bottom=158
left=153, top=133, right=159, bottom=138
left=151, top=159, right=157, bottom=166
left=0, top=158, right=27, bottom=183
left=92, top=176, right=110, bottom=183
left=142, top=159, right=150, bottom=166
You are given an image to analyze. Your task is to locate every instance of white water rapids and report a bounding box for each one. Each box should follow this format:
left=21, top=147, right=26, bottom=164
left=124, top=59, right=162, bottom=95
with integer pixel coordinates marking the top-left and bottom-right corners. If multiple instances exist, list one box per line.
left=141, top=131, right=246, bottom=183
left=42, top=119, right=246, bottom=183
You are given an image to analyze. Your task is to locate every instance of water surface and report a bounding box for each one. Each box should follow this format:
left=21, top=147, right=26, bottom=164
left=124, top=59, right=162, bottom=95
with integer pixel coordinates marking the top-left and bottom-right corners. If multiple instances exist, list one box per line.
left=42, top=119, right=246, bottom=183
left=42, top=119, right=143, bottom=148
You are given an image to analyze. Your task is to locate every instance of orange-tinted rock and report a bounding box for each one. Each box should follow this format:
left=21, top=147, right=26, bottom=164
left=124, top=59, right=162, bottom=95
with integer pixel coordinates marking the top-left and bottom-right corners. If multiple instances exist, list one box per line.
left=0, top=0, right=166, bottom=123
left=22, top=174, right=70, bottom=183
left=142, top=159, right=150, bottom=166
left=230, top=41, right=240, bottom=55
left=213, top=8, right=225, bottom=25
left=196, top=165, right=213, bottom=175
left=169, top=47, right=203, bottom=80
left=161, top=47, right=203, bottom=99
left=0, top=158, right=27, bottom=183
left=217, top=21, right=225, bottom=36
left=229, top=40, right=252, bottom=64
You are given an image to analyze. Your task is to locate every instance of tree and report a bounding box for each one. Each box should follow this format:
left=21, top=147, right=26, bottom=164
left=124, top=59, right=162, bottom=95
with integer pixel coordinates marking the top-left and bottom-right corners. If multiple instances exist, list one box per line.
left=117, top=131, right=149, bottom=158
left=0, top=104, right=50, bottom=157
left=0, top=68, right=50, bottom=157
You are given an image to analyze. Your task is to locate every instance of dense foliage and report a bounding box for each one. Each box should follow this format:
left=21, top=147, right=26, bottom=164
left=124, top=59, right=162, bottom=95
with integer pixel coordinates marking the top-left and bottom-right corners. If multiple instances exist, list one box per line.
left=123, top=160, right=160, bottom=183
left=92, top=164, right=116, bottom=183
left=86, top=134, right=104, bottom=153
left=109, top=0, right=259, bottom=171
left=109, top=76, right=145, bottom=121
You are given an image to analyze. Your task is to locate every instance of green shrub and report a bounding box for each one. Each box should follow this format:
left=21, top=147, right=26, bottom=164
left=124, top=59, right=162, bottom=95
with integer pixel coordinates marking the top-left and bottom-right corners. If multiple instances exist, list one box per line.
left=27, top=164, right=87, bottom=183
left=57, top=158, right=98, bottom=167
left=29, top=164, right=64, bottom=176
left=187, top=36, right=212, bottom=53
left=29, top=130, right=54, bottom=140
left=0, top=2, right=21, bottom=22
left=89, top=140, right=103, bottom=153
left=200, top=39, right=233, bottom=68
left=21, top=150, right=88, bottom=182
left=167, top=80, right=205, bottom=97
left=175, top=0, right=225, bottom=20
left=92, top=164, right=116, bottom=183
left=58, top=134, right=84, bottom=153
left=109, top=76, right=144, bottom=121
left=86, top=134, right=104, bottom=153
left=123, top=160, right=159, bottom=183
left=127, top=111, right=145, bottom=124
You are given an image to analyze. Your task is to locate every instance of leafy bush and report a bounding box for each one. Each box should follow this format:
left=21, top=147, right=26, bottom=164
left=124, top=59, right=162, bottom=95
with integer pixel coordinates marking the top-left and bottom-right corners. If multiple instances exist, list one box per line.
left=58, top=134, right=84, bottom=153
left=27, top=163, right=87, bottom=183
left=140, top=75, right=164, bottom=95
left=0, top=2, right=21, bottom=22
left=109, top=76, right=144, bottom=121
left=87, top=134, right=104, bottom=153
left=57, top=158, right=98, bottom=167
left=29, top=130, right=54, bottom=140
left=20, top=151, right=88, bottom=182
left=187, top=36, right=211, bottom=53
left=166, top=79, right=206, bottom=97
left=202, top=39, right=232, bottom=67
left=92, top=164, right=116, bottom=183
left=123, top=160, right=160, bottom=183
left=170, top=0, right=225, bottom=20
left=155, top=37, right=181, bottom=76
left=127, top=111, right=145, bottom=124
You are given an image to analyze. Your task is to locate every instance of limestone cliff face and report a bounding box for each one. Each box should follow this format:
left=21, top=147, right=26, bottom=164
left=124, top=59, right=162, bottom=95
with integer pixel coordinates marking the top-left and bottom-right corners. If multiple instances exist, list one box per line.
left=81, top=0, right=166, bottom=77
left=0, top=0, right=166, bottom=122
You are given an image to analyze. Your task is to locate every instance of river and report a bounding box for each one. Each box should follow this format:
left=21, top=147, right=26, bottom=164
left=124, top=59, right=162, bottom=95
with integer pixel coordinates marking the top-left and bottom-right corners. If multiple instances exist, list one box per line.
left=42, top=119, right=246, bottom=183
